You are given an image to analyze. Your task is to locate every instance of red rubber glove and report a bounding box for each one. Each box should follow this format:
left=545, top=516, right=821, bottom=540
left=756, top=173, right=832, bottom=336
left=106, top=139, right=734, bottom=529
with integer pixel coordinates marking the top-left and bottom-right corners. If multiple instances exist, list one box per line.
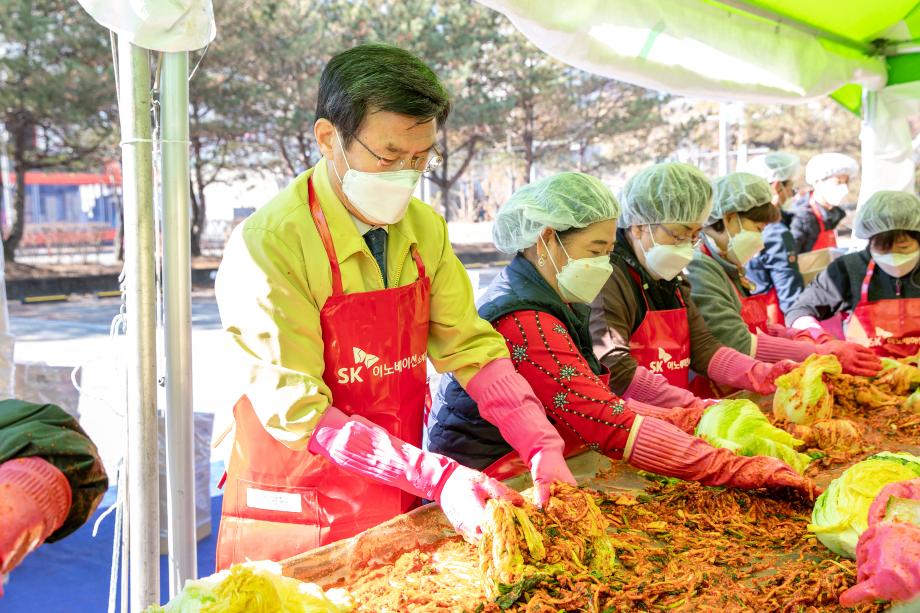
left=755, top=334, right=881, bottom=377
left=814, top=340, right=882, bottom=377
left=465, top=358, right=576, bottom=508
left=308, top=407, right=523, bottom=542
left=839, top=479, right=920, bottom=606
left=0, top=457, right=72, bottom=580
left=626, top=417, right=818, bottom=497
left=708, top=347, right=797, bottom=395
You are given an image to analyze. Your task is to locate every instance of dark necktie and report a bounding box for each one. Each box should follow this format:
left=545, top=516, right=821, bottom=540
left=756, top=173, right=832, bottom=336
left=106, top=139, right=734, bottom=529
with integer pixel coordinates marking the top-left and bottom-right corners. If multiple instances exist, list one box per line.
left=364, top=228, right=387, bottom=287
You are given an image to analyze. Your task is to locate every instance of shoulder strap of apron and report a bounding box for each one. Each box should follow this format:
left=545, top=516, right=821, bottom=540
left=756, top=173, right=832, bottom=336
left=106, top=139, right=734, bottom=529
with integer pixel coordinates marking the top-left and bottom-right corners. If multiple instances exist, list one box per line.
left=308, top=177, right=344, bottom=295
left=626, top=263, right=686, bottom=308
left=307, top=177, right=428, bottom=294
left=808, top=198, right=827, bottom=233
left=626, top=264, right=651, bottom=310
left=701, top=241, right=746, bottom=302
left=860, top=260, right=875, bottom=303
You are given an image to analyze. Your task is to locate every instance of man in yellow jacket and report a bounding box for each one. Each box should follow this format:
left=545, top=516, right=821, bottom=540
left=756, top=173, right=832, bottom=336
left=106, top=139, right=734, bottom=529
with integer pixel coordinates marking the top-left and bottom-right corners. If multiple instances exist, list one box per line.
left=213, top=43, right=574, bottom=567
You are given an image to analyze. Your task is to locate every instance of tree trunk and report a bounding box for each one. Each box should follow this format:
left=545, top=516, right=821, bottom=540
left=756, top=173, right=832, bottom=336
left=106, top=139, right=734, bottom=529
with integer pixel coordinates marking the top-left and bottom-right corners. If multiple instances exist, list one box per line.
left=4, top=132, right=28, bottom=263
left=190, top=137, right=205, bottom=257
left=522, top=100, right=535, bottom=184
left=438, top=143, right=452, bottom=222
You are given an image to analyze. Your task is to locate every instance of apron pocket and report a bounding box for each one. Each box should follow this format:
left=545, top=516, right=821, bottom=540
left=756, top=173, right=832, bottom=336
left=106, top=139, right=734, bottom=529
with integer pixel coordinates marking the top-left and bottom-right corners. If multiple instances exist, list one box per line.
left=231, top=479, right=322, bottom=562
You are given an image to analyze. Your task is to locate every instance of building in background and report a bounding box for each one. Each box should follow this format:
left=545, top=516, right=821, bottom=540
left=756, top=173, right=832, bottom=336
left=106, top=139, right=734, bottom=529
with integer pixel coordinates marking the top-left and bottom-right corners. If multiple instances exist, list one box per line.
left=1, top=165, right=122, bottom=253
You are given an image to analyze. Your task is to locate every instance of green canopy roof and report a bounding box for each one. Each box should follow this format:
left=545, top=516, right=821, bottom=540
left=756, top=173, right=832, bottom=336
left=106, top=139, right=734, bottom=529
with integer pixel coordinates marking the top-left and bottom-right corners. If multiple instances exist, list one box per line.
left=479, top=0, right=920, bottom=112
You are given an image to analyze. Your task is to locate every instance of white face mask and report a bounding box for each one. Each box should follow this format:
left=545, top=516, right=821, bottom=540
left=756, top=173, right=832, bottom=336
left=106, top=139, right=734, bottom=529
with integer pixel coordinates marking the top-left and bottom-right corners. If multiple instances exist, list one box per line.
left=639, top=226, right=693, bottom=281
left=331, top=131, right=421, bottom=225
left=872, top=250, right=920, bottom=278
left=726, top=216, right=765, bottom=267
left=780, top=198, right=794, bottom=212
left=817, top=181, right=849, bottom=207
left=542, top=233, right=613, bottom=304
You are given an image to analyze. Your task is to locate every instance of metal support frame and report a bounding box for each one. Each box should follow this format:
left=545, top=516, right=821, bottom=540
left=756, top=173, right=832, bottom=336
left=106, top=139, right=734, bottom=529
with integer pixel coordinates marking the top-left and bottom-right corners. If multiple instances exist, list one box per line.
left=117, top=37, right=160, bottom=612
left=160, top=51, right=197, bottom=596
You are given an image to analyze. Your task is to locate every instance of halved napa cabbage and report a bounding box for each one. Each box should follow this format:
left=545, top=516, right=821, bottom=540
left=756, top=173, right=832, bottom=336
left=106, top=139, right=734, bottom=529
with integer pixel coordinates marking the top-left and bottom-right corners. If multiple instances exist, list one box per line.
left=809, top=452, right=920, bottom=558
left=695, top=399, right=813, bottom=475
left=144, top=561, right=352, bottom=613
left=773, top=354, right=842, bottom=425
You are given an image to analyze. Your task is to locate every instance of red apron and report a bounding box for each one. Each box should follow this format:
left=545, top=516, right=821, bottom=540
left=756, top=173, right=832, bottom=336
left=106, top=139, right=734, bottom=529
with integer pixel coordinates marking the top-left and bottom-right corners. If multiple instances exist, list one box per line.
left=626, top=266, right=691, bottom=388
left=845, top=260, right=920, bottom=358
left=763, top=288, right=786, bottom=327
left=700, top=242, right=771, bottom=334
left=215, top=178, right=431, bottom=570
left=809, top=199, right=837, bottom=251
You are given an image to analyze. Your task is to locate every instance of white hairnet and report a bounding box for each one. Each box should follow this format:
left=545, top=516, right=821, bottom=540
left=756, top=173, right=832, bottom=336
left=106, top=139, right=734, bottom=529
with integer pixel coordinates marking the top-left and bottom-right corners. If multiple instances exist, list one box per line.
left=853, top=191, right=920, bottom=239
left=492, top=172, right=620, bottom=253
left=619, top=162, right=713, bottom=227
left=744, top=152, right=800, bottom=183
left=805, top=152, right=859, bottom=185
left=709, top=173, right=772, bottom=224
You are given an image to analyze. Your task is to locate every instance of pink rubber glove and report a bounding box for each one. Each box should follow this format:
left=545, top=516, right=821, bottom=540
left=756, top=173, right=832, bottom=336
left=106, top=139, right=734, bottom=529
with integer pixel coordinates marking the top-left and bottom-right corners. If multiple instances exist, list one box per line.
left=0, top=457, right=72, bottom=580
left=465, top=358, right=576, bottom=508
left=763, top=323, right=810, bottom=340
left=839, top=479, right=920, bottom=606
left=814, top=339, right=882, bottom=377
left=626, top=417, right=818, bottom=497
left=625, top=399, right=706, bottom=434
left=308, top=407, right=523, bottom=541
left=623, top=365, right=704, bottom=409
left=708, top=347, right=797, bottom=395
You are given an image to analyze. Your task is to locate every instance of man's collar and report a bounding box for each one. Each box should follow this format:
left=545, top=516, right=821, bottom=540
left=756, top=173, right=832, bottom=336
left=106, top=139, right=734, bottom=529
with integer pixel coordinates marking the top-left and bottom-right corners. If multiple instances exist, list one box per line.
left=350, top=214, right=388, bottom=236
left=311, top=159, right=415, bottom=263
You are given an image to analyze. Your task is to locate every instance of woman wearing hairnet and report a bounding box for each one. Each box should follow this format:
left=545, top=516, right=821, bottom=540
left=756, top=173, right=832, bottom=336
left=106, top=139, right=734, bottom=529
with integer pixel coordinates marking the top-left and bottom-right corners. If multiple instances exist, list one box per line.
left=426, top=172, right=815, bottom=495
left=743, top=152, right=807, bottom=318
left=684, top=172, right=880, bottom=397
left=787, top=191, right=920, bottom=358
left=589, top=163, right=796, bottom=409
left=790, top=152, right=859, bottom=252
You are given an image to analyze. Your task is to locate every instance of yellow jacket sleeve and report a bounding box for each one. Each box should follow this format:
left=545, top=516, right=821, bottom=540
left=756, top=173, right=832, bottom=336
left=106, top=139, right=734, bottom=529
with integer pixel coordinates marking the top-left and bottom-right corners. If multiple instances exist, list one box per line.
left=426, top=214, right=509, bottom=387
left=215, top=220, right=331, bottom=451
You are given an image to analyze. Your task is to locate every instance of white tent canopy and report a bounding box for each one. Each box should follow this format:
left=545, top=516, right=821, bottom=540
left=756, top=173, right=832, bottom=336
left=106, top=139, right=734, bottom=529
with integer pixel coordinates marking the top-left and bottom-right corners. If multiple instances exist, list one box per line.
left=78, top=0, right=215, bottom=52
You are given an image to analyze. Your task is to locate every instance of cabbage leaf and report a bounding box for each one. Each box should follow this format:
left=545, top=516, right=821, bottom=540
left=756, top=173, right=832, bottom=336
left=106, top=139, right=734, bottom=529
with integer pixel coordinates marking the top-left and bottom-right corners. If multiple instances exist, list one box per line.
left=808, top=452, right=920, bottom=558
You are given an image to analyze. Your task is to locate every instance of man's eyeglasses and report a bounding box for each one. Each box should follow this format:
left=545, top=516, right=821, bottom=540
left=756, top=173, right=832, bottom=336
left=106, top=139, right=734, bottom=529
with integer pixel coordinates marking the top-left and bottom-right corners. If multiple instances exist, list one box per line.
left=650, top=224, right=703, bottom=247
left=353, top=135, right=444, bottom=174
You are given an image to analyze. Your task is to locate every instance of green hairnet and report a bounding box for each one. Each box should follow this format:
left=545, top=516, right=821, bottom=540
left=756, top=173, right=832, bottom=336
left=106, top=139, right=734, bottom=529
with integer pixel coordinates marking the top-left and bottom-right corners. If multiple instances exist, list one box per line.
left=744, top=152, right=800, bottom=183
left=709, top=172, right=772, bottom=224
left=492, top=172, right=620, bottom=253
left=619, top=162, right=713, bottom=227
left=853, top=191, right=920, bottom=239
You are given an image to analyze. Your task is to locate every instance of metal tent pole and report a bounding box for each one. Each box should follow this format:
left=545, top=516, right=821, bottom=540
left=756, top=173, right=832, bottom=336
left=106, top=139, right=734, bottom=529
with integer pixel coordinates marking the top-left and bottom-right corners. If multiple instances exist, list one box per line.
left=116, top=37, right=160, bottom=612
left=160, top=50, right=197, bottom=595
